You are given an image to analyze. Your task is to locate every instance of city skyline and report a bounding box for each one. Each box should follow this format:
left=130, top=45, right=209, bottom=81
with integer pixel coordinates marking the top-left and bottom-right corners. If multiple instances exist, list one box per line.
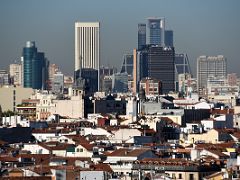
left=0, top=0, right=240, bottom=76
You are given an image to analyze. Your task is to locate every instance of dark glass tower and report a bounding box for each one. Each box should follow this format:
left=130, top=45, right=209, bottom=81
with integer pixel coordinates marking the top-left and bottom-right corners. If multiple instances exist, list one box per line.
left=147, top=46, right=175, bottom=94
left=165, top=30, right=173, bottom=47
left=138, top=23, right=146, bottom=50
left=22, top=41, right=48, bottom=89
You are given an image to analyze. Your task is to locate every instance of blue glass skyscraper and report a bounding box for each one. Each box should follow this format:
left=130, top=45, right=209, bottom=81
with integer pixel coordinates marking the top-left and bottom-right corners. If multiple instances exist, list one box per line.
left=138, top=23, right=146, bottom=50
left=22, top=41, right=48, bottom=89
left=165, top=30, right=173, bottom=47
left=147, top=17, right=165, bottom=46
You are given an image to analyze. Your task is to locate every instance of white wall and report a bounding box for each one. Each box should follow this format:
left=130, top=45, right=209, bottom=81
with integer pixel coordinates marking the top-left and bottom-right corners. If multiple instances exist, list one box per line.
left=22, top=144, right=50, bottom=154
left=109, top=129, right=141, bottom=143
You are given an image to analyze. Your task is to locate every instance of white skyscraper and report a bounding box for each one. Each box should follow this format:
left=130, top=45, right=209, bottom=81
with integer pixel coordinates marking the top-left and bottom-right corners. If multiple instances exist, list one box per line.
left=197, top=55, right=227, bottom=95
left=75, top=22, right=100, bottom=72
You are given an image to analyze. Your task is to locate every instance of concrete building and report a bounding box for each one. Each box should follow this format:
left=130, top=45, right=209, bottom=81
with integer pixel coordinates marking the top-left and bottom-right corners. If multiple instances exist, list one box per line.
left=0, top=86, right=34, bottom=112
left=52, top=72, right=64, bottom=94
left=0, top=70, right=10, bottom=86
left=100, top=75, right=112, bottom=93
left=227, top=73, right=237, bottom=86
left=75, top=22, right=100, bottom=89
left=140, top=77, right=162, bottom=95
left=9, top=63, right=22, bottom=86
left=30, top=91, right=57, bottom=120
left=197, top=55, right=227, bottom=95
left=50, top=89, right=84, bottom=118
left=48, top=63, right=59, bottom=90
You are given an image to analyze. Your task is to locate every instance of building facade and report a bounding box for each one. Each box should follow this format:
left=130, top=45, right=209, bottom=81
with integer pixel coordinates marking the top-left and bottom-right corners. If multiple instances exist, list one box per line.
left=52, top=72, right=64, bottom=94
left=22, top=41, right=49, bottom=90
left=140, top=77, right=162, bottom=96
left=0, top=86, right=34, bottom=112
left=147, top=46, right=175, bottom=94
left=138, top=23, right=146, bottom=50
left=75, top=22, right=100, bottom=89
left=197, top=55, right=227, bottom=95
left=147, top=17, right=165, bottom=46
left=120, top=54, right=133, bottom=77
left=112, top=72, right=128, bottom=93
left=165, top=30, right=173, bottom=47
left=9, top=63, right=22, bottom=86
left=0, top=70, right=10, bottom=86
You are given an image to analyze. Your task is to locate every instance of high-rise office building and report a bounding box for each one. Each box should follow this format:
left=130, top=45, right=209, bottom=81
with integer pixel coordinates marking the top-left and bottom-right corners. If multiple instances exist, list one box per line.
left=120, top=54, right=133, bottom=77
left=112, top=72, right=128, bottom=93
left=165, top=30, right=173, bottom=47
left=147, top=17, right=165, bottom=46
left=52, top=72, right=64, bottom=94
left=147, top=46, right=175, bottom=94
left=197, top=55, right=227, bottom=95
left=75, top=22, right=100, bottom=90
left=9, top=63, right=22, bottom=86
left=138, top=23, right=146, bottom=50
left=22, top=41, right=49, bottom=90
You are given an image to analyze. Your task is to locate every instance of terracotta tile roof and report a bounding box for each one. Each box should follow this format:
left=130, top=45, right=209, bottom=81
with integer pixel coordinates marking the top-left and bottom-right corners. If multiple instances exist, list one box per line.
left=205, top=149, right=230, bottom=159
left=138, top=128, right=156, bottom=134
left=40, top=142, right=75, bottom=151
left=50, top=156, right=91, bottom=166
left=108, top=148, right=151, bottom=157
left=160, top=117, right=180, bottom=127
left=1, top=177, right=51, bottom=180
left=196, top=142, right=235, bottom=150
left=17, top=154, right=52, bottom=165
left=64, top=135, right=93, bottom=151
left=204, top=171, right=224, bottom=179
left=91, top=163, right=113, bottom=173
left=210, top=108, right=234, bottom=115
left=0, top=140, right=7, bottom=145
left=232, top=132, right=240, bottom=139
left=32, top=128, right=72, bottom=134
left=138, top=158, right=198, bottom=166
left=0, top=156, right=19, bottom=162
left=173, top=148, right=191, bottom=153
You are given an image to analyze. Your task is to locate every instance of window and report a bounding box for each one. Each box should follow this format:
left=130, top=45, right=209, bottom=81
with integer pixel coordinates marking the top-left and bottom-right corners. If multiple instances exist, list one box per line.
left=179, top=173, right=182, bottom=179
left=172, top=173, right=176, bottom=179
left=189, top=174, right=194, bottom=180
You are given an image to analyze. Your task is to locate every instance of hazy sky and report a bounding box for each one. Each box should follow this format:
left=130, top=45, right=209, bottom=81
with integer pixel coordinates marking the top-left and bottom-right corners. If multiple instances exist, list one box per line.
left=0, top=0, right=240, bottom=76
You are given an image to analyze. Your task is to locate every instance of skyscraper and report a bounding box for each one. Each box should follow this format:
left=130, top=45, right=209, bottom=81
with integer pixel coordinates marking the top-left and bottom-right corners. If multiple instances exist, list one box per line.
left=175, top=54, right=191, bottom=76
left=197, top=55, right=227, bottom=95
left=120, top=54, right=133, bottom=77
left=75, top=22, right=100, bottom=90
left=22, top=41, right=48, bottom=89
left=147, top=46, right=175, bottom=94
left=165, top=30, right=173, bottom=47
left=138, top=23, right=146, bottom=50
left=147, top=17, right=165, bottom=46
